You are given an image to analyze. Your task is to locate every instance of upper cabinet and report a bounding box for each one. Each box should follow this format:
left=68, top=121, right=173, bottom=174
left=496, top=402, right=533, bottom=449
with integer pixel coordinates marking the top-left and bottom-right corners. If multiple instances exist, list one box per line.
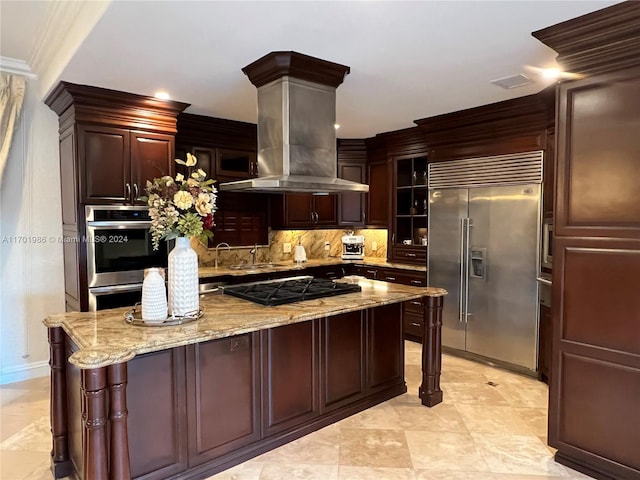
left=389, top=154, right=428, bottom=264
left=80, top=125, right=174, bottom=204
left=45, top=82, right=189, bottom=211
left=337, top=139, right=367, bottom=227
left=270, top=193, right=338, bottom=229
left=175, top=113, right=268, bottom=246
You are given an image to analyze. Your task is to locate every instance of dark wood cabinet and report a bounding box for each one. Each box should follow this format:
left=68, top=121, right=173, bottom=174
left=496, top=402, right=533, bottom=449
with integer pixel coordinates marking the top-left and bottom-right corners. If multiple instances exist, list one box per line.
left=390, top=155, right=428, bottom=265
left=78, top=125, right=174, bottom=205
left=538, top=304, right=551, bottom=383
left=366, top=161, right=391, bottom=228
left=533, top=4, right=640, bottom=477
left=261, top=321, right=320, bottom=437
left=367, top=303, right=404, bottom=393
left=338, top=139, right=368, bottom=227
left=320, top=311, right=366, bottom=412
left=127, top=348, right=188, bottom=480
left=271, top=193, right=338, bottom=229
left=186, top=334, right=261, bottom=466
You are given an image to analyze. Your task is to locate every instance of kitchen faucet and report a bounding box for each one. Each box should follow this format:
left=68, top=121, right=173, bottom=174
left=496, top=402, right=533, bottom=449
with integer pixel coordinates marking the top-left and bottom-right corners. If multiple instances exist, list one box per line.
left=214, top=242, right=230, bottom=268
left=249, top=244, right=258, bottom=265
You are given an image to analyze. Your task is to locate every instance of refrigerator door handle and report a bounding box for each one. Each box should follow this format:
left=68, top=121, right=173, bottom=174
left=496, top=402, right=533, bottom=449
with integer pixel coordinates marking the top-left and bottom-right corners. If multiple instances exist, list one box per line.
left=459, top=217, right=466, bottom=323
left=465, top=218, right=472, bottom=322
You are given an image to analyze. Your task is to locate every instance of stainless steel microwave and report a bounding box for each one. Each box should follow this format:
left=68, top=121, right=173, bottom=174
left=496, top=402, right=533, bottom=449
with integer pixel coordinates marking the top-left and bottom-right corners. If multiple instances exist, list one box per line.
left=542, top=217, right=553, bottom=269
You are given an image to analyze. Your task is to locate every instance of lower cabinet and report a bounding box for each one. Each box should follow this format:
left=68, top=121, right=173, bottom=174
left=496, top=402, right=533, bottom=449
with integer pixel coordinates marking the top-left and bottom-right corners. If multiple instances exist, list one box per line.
left=261, top=321, right=320, bottom=436
left=120, top=305, right=405, bottom=479
left=186, top=334, right=261, bottom=466
left=403, top=299, right=425, bottom=343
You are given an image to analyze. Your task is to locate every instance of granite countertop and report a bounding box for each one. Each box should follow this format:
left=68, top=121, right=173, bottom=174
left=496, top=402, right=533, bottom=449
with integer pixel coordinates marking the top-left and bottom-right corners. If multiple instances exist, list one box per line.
left=44, top=280, right=446, bottom=369
left=198, top=257, right=426, bottom=279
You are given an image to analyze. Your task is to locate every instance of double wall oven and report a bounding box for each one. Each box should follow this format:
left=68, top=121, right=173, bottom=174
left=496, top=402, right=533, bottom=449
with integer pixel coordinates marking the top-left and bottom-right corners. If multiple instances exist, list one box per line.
left=86, top=206, right=167, bottom=311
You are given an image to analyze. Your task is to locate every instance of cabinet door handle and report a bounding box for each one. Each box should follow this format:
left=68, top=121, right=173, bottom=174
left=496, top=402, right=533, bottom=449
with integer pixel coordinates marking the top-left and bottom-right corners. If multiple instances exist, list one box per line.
left=406, top=253, right=417, bottom=257
left=385, top=276, right=396, bottom=281
left=362, top=210, right=366, bottom=222
left=133, top=183, right=139, bottom=200
left=366, top=270, right=377, bottom=276
left=410, top=300, right=422, bottom=306
left=410, top=322, right=422, bottom=328
left=125, top=183, right=131, bottom=199
left=410, top=279, right=423, bottom=285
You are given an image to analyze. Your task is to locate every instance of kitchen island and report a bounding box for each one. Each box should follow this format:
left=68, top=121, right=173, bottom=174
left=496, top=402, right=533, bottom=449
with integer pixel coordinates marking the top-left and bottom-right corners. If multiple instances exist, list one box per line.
left=44, top=279, right=446, bottom=480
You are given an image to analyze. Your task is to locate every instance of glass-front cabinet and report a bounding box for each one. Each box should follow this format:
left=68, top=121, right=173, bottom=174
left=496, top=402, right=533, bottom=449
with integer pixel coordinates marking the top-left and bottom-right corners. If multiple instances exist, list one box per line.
left=390, top=155, right=428, bottom=265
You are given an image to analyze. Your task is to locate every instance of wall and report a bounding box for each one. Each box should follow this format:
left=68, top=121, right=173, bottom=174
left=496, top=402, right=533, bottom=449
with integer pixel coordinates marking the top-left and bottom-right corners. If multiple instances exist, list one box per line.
left=194, top=228, right=388, bottom=267
left=0, top=78, right=64, bottom=384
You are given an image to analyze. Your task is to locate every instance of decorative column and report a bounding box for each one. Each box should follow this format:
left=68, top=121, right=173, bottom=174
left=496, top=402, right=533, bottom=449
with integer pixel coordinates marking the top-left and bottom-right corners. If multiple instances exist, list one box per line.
left=419, top=295, right=444, bottom=407
left=48, top=327, right=72, bottom=478
left=107, top=362, right=131, bottom=480
left=81, top=368, right=109, bottom=480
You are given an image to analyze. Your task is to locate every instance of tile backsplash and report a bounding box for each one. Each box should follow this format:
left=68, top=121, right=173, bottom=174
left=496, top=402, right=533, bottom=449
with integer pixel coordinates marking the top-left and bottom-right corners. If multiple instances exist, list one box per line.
left=193, top=229, right=388, bottom=267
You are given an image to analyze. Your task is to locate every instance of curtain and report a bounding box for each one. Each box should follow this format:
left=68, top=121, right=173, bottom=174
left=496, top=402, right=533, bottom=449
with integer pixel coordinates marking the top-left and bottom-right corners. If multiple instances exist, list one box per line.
left=0, top=72, right=27, bottom=180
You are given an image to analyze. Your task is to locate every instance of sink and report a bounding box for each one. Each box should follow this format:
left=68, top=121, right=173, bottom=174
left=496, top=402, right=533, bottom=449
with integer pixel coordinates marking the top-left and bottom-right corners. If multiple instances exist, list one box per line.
left=228, top=263, right=288, bottom=270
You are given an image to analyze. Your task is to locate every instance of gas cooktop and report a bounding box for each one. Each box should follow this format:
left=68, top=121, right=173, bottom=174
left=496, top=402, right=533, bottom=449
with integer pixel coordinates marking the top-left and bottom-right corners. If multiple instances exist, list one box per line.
left=223, top=276, right=361, bottom=306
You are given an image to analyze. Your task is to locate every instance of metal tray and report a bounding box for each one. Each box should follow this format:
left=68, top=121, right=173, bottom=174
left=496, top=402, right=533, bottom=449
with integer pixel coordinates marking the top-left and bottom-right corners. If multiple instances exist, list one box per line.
left=123, top=304, right=204, bottom=327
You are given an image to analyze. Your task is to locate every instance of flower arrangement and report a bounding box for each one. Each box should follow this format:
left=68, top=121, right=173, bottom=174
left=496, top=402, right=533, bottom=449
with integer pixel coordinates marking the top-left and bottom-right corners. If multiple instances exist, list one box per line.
left=143, top=153, right=217, bottom=250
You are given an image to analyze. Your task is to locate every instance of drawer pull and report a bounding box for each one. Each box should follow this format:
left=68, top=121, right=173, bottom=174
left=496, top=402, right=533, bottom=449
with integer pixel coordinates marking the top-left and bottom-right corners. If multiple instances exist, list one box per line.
left=410, top=322, right=422, bottom=328
left=406, top=253, right=417, bottom=257
left=410, top=280, right=423, bottom=285
left=410, top=301, right=422, bottom=306
left=366, top=270, right=377, bottom=274
left=385, top=276, right=396, bottom=281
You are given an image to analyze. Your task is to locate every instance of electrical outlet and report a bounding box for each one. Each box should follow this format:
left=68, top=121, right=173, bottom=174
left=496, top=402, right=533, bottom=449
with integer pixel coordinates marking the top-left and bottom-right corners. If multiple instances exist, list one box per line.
left=372, top=241, right=378, bottom=251
left=324, top=242, right=330, bottom=251
left=283, top=242, right=292, bottom=253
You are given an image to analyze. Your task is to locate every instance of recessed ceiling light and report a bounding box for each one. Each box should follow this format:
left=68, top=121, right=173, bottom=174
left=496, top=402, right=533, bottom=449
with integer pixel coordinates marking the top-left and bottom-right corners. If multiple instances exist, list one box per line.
left=334, top=124, right=340, bottom=130
left=154, top=91, right=170, bottom=100
left=542, top=68, right=561, bottom=79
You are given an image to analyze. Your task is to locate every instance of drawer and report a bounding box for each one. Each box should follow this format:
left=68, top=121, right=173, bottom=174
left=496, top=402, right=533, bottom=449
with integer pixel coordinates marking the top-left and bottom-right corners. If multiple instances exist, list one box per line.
left=392, top=245, right=427, bottom=264
left=402, top=310, right=423, bottom=340
left=353, top=265, right=380, bottom=280
left=379, top=268, right=426, bottom=287
left=403, top=298, right=425, bottom=315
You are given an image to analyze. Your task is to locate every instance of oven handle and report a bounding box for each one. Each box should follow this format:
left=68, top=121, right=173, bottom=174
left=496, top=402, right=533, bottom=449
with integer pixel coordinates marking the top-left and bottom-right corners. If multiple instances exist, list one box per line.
left=89, top=283, right=144, bottom=294
left=87, top=221, right=152, bottom=228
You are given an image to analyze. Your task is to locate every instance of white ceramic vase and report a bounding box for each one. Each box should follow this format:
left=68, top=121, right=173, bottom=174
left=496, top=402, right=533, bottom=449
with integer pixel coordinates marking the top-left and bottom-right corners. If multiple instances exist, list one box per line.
left=141, top=268, right=167, bottom=323
left=168, top=237, right=199, bottom=316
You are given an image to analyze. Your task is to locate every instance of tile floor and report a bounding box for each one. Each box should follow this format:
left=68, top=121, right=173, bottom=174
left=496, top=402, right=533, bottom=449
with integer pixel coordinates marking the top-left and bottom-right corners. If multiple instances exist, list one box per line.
left=0, top=342, right=592, bottom=480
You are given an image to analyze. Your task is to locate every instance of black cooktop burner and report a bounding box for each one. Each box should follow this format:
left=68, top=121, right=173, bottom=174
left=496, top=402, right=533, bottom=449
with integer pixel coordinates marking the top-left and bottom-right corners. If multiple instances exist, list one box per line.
left=223, top=277, right=361, bottom=306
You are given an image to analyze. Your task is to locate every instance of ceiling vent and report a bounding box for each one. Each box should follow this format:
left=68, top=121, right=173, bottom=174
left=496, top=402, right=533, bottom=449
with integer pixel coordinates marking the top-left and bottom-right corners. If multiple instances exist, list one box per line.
left=490, top=74, right=534, bottom=90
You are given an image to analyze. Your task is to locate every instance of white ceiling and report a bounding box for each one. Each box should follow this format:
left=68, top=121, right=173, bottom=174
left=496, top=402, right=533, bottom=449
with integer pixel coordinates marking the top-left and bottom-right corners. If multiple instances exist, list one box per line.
left=1, top=0, right=621, bottom=138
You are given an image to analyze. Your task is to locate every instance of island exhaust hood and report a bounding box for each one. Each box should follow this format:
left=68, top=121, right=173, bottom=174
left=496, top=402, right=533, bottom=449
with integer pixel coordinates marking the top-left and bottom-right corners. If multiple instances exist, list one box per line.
left=219, top=52, right=369, bottom=194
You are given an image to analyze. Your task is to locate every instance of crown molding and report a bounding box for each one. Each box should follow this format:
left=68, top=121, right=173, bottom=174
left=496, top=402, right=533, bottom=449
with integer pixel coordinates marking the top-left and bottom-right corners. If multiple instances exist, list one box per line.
left=0, top=57, right=37, bottom=78
left=30, top=1, right=110, bottom=99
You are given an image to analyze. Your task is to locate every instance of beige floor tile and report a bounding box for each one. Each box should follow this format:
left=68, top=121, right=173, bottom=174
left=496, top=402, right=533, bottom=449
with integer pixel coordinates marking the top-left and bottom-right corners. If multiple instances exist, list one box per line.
left=338, top=466, right=416, bottom=480
left=0, top=450, right=50, bottom=480
left=405, top=349, right=423, bottom=366
left=1, top=416, right=51, bottom=452
left=255, top=425, right=340, bottom=465
left=260, top=463, right=338, bottom=480
left=338, top=403, right=403, bottom=430
left=495, top=384, right=549, bottom=409
left=415, top=471, right=497, bottom=480
left=339, top=428, right=412, bottom=468
left=441, top=367, right=490, bottom=384
left=207, top=461, right=264, bottom=479
left=471, top=433, right=567, bottom=476
left=515, top=408, right=549, bottom=437
left=405, top=430, right=491, bottom=472
left=442, top=382, right=510, bottom=406
left=456, top=404, right=534, bottom=435
left=393, top=403, right=468, bottom=433
left=0, top=389, right=31, bottom=407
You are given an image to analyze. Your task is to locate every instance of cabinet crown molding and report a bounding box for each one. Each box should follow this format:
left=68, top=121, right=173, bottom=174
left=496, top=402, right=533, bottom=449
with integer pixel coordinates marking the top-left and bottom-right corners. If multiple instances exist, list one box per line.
left=532, top=1, right=640, bottom=75
left=45, top=82, right=190, bottom=133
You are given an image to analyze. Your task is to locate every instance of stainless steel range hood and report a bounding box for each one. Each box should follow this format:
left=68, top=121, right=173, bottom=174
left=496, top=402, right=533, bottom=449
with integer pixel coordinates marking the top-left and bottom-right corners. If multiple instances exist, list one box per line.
left=219, top=52, right=369, bottom=194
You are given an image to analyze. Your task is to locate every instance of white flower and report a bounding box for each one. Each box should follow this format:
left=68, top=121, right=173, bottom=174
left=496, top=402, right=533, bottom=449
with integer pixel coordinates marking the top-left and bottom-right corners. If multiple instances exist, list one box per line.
left=195, top=193, right=213, bottom=216
left=186, top=153, right=197, bottom=167
left=173, top=190, right=193, bottom=210
left=175, top=173, right=184, bottom=182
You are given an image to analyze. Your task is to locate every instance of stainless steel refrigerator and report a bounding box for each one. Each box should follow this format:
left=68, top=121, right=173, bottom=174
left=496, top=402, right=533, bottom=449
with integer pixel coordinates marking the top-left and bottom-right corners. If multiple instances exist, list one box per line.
left=427, top=152, right=543, bottom=373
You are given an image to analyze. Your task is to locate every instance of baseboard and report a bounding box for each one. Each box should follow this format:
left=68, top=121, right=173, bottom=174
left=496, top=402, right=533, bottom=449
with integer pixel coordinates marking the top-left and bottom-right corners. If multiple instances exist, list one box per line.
left=0, top=360, right=49, bottom=385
